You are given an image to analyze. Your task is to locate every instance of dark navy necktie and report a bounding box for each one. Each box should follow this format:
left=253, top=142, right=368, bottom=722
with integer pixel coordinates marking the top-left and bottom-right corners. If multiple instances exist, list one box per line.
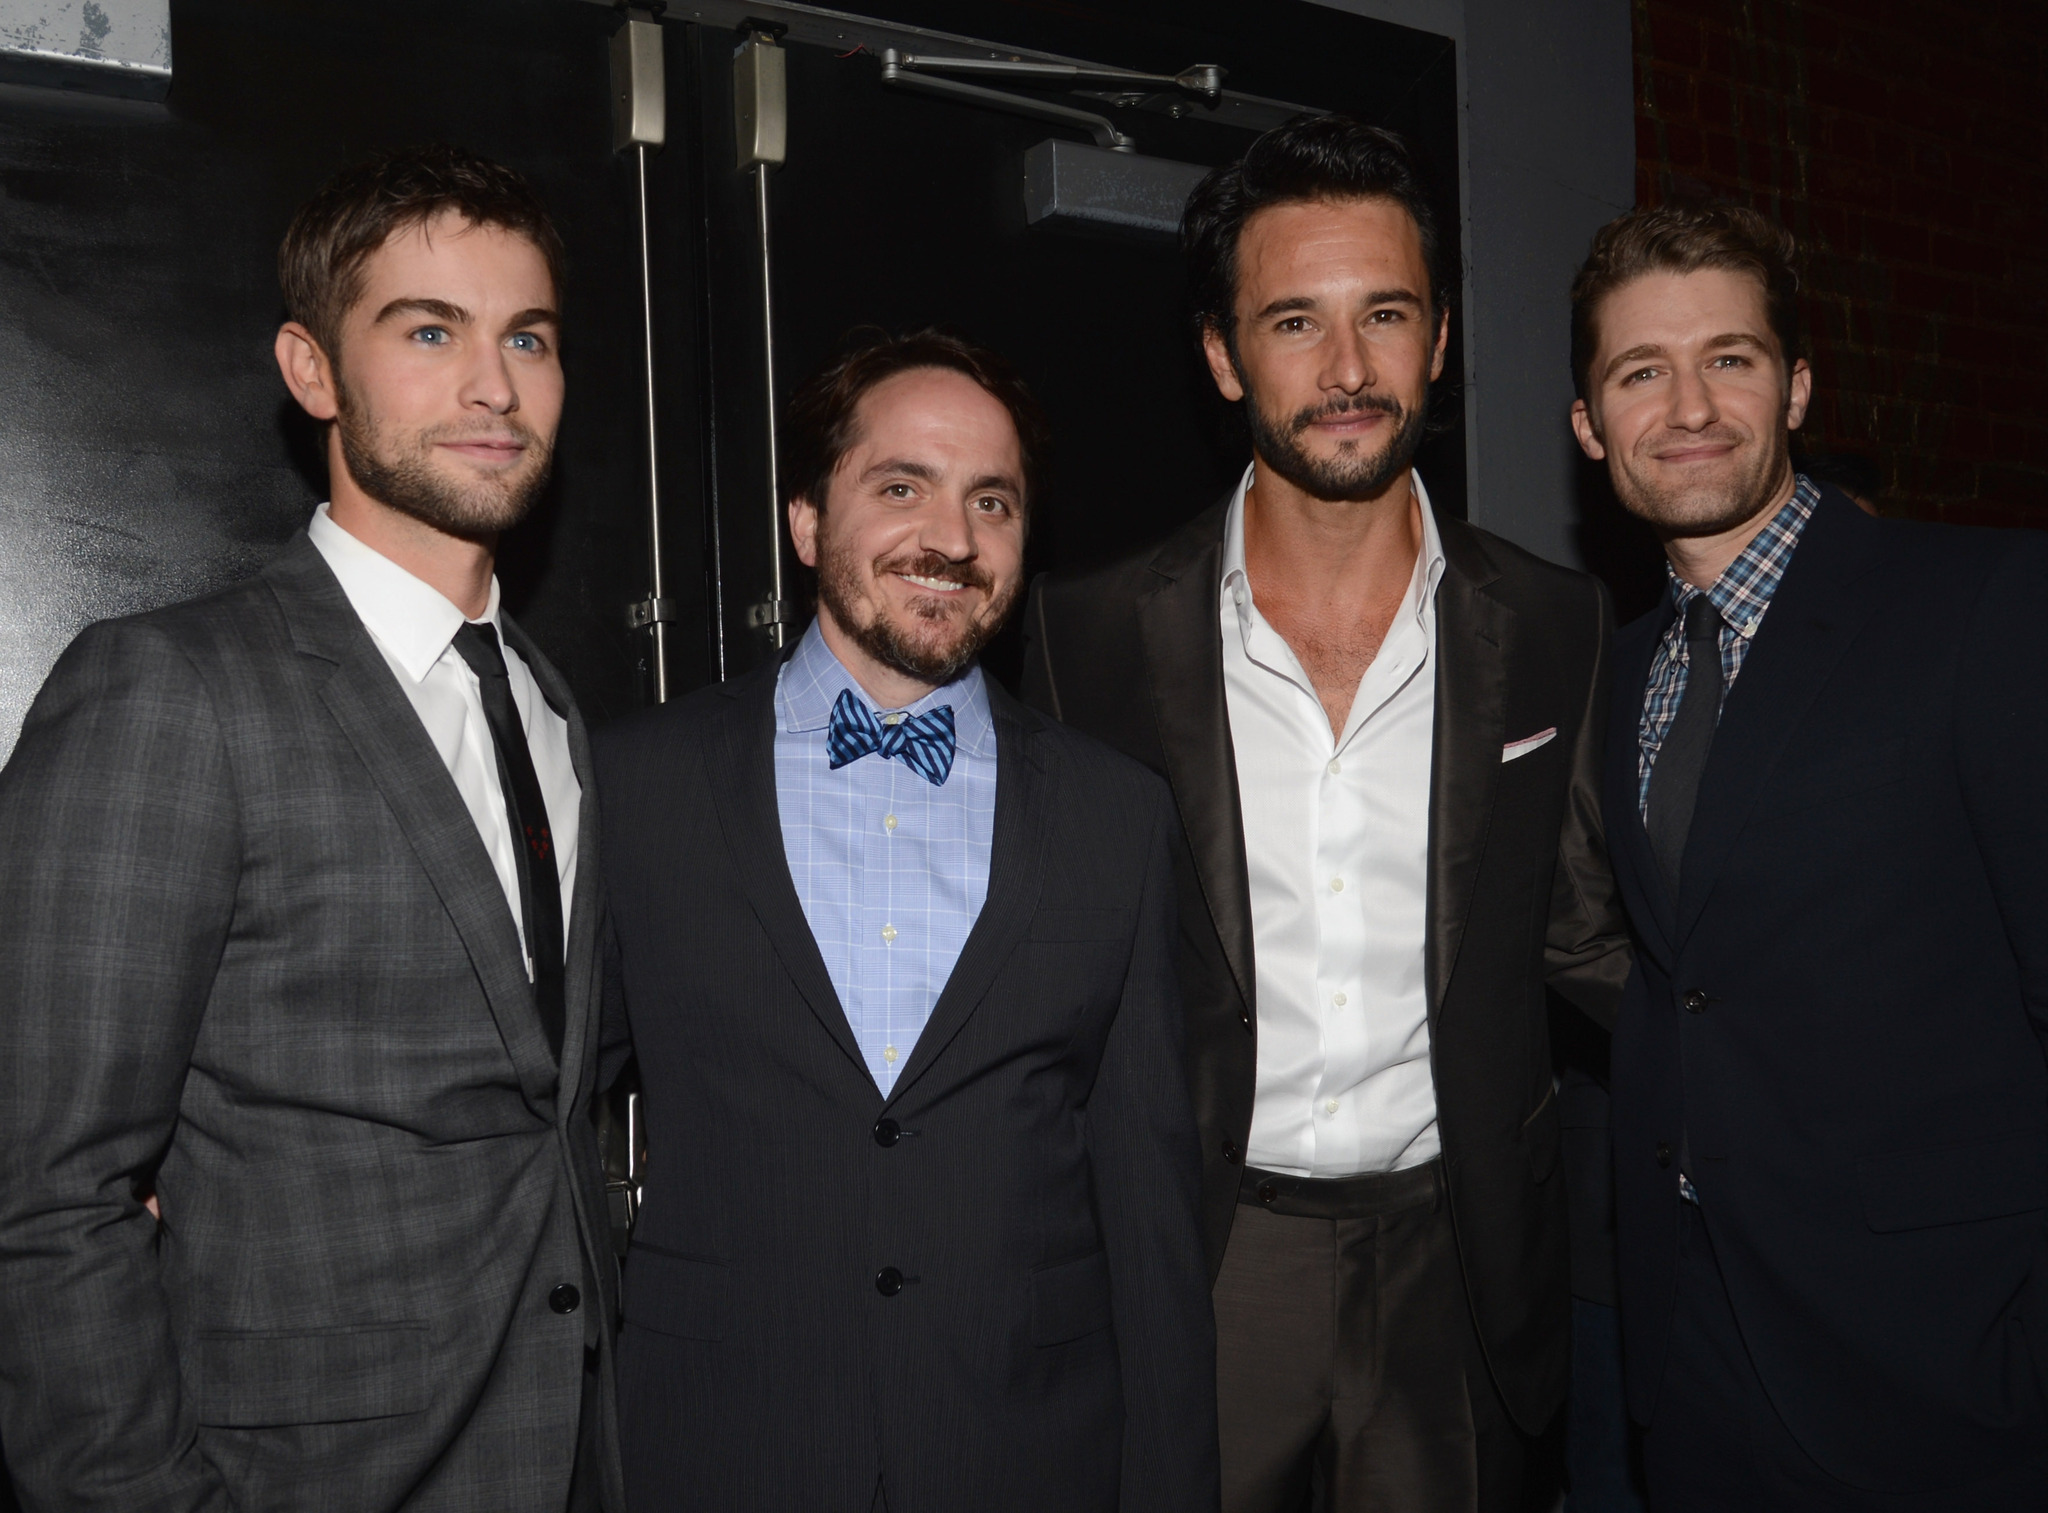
left=826, top=687, right=956, bottom=786
left=451, top=621, right=565, bottom=1063
left=1644, top=594, right=1726, bottom=894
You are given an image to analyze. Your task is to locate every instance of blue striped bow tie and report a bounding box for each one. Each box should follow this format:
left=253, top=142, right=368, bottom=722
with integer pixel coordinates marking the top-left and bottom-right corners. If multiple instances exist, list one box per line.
left=826, top=688, right=956, bottom=786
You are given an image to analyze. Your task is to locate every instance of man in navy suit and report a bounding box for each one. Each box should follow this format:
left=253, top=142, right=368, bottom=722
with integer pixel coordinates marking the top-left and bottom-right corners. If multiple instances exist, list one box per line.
left=1570, top=201, right=2048, bottom=1509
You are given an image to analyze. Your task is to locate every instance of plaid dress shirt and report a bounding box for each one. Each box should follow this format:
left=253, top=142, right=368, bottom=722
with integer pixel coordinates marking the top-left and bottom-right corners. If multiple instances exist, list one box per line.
left=774, top=621, right=997, bottom=1092
left=1637, top=474, right=1821, bottom=814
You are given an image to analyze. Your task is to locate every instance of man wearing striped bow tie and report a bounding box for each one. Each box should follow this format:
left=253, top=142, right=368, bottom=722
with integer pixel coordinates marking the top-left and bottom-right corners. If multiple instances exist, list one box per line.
left=592, top=328, right=1220, bottom=1513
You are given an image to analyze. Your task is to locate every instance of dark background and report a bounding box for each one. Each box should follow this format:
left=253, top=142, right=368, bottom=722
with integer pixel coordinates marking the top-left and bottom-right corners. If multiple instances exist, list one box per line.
left=0, top=0, right=1461, bottom=751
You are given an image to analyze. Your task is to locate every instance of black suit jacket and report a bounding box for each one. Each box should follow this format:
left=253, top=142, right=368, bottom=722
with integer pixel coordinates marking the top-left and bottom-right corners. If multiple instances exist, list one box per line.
left=1021, top=499, right=1633, bottom=1432
left=1605, top=486, right=2048, bottom=1488
left=594, top=654, right=1219, bottom=1513
left=0, top=536, right=619, bottom=1512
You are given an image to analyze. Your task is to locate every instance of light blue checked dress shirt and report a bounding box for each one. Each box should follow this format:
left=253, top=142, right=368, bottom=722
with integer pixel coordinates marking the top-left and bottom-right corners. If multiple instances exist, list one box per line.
left=1637, top=473, right=1821, bottom=814
left=774, top=620, right=998, bottom=1093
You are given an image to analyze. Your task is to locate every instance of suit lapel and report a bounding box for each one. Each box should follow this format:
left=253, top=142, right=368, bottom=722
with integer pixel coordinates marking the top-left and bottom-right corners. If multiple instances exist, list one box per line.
left=886, top=682, right=1053, bottom=1107
left=1426, top=518, right=1511, bottom=1022
left=700, top=659, right=869, bottom=1077
left=1674, top=492, right=1881, bottom=943
left=1133, top=502, right=1257, bottom=1017
left=502, top=614, right=602, bottom=1119
left=263, top=536, right=560, bottom=1112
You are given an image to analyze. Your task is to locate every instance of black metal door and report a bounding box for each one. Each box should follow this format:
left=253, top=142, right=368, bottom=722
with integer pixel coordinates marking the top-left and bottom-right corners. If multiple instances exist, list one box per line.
left=676, top=0, right=1464, bottom=691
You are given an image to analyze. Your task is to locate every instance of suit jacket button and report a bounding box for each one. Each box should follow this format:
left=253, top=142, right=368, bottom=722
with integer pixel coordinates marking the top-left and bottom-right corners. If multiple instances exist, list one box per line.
left=549, top=1284, right=581, bottom=1314
left=1256, top=1179, right=1279, bottom=1204
left=873, top=1118, right=900, bottom=1147
left=1655, top=1143, right=1673, bottom=1169
left=875, top=1267, right=904, bottom=1297
left=1683, top=989, right=1709, bottom=1013
left=1221, top=1140, right=1241, bottom=1164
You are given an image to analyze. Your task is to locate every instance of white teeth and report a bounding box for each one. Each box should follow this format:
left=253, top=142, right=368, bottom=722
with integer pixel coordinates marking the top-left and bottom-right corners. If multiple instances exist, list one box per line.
left=898, top=573, right=964, bottom=591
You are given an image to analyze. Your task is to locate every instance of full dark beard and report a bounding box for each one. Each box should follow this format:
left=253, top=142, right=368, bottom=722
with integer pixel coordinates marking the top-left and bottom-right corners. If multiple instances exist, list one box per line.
left=335, top=380, right=554, bottom=540
left=1244, top=388, right=1427, bottom=503
left=817, top=543, right=1020, bottom=687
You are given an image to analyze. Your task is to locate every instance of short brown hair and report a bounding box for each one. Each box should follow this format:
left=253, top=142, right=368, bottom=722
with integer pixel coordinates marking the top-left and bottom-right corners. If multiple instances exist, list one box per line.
left=278, top=144, right=566, bottom=358
left=1570, top=201, right=1801, bottom=400
left=784, top=327, right=1050, bottom=517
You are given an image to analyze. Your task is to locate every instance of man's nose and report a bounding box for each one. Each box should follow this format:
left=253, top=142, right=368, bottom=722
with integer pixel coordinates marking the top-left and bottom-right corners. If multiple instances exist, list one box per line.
left=918, top=497, right=978, bottom=561
left=1666, top=364, right=1719, bottom=431
left=459, top=343, right=519, bottom=415
left=1320, top=323, right=1376, bottom=394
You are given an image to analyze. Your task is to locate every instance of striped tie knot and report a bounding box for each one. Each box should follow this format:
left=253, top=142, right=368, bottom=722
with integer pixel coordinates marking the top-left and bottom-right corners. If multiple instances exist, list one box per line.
left=826, top=687, right=956, bottom=786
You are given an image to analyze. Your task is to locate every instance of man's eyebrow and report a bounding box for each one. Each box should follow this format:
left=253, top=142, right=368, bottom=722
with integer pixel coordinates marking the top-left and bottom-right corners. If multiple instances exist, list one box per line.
left=1702, top=330, right=1771, bottom=353
left=1252, top=287, right=1425, bottom=321
left=504, top=306, right=560, bottom=332
left=1601, top=342, right=1666, bottom=383
left=965, top=471, right=1023, bottom=496
left=373, top=297, right=471, bottom=326
left=857, top=458, right=942, bottom=485
left=1601, top=331, right=1773, bottom=383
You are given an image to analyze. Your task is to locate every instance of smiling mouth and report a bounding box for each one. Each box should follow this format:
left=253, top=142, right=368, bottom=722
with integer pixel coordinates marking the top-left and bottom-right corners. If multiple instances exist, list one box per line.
left=437, top=439, right=527, bottom=464
left=895, top=572, right=971, bottom=594
left=1655, top=443, right=1739, bottom=464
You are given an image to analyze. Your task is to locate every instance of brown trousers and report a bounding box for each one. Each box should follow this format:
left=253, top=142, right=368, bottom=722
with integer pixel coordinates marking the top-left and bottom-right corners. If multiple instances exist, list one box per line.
left=1213, top=1160, right=1523, bottom=1513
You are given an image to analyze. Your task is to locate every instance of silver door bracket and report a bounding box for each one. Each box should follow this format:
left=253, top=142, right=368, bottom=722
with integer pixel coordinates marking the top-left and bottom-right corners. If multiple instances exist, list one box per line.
left=878, top=49, right=1226, bottom=154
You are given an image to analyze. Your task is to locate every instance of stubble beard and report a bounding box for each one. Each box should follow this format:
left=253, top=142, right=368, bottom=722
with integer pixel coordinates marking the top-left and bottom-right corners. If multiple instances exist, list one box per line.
left=815, top=531, right=1021, bottom=688
left=334, top=374, right=555, bottom=541
left=1612, top=421, right=1793, bottom=541
left=1242, top=380, right=1428, bottom=504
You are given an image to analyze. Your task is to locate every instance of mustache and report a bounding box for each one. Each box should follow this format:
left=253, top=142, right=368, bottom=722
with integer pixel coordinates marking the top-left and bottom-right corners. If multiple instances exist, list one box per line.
left=417, top=416, right=541, bottom=449
left=879, top=551, right=993, bottom=594
left=1287, top=393, right=1403, bottom=436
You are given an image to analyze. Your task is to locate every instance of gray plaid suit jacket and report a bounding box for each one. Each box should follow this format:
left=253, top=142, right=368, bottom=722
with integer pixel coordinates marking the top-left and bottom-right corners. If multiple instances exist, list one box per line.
left=0, top=534, right=621, bottom=1512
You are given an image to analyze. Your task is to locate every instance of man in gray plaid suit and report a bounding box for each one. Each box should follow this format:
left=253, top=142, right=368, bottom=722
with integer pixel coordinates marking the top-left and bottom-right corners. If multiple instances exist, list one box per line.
left=0, top=147, right=619, bottom=1511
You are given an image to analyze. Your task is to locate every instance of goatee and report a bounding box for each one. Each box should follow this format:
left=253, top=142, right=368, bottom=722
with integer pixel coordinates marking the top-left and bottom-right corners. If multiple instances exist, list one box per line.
left=817, top=544, right=1018, bottom=688
left=1244, top=387, right=1427, bottom=503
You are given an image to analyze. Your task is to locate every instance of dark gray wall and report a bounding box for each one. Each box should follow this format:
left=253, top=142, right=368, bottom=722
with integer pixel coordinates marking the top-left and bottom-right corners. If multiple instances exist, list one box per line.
left=1314, top=0, right=1636, bottom=570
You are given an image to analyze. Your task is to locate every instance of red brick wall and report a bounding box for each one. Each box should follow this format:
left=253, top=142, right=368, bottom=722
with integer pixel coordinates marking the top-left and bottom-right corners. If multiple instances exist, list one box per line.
left=1633, top=0, right=2048, bottom=525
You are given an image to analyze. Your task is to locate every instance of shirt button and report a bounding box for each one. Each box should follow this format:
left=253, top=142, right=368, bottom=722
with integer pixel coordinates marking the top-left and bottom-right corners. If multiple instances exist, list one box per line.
left=1233, top=586, right=1248, bottom=606
left=1333, top=992, right=1348, bottom=1007
left=881, top=924, right=898, bottom=943
left=884, top=814, right=898, bottom=832
left=883, top=1046, right=899, bottom=1064
left=1329, top=877, right=1344, bottom=893
left=1326, top=759, right=1342, bottom=776
left=1324, top=1099, right=1340, bottom=1115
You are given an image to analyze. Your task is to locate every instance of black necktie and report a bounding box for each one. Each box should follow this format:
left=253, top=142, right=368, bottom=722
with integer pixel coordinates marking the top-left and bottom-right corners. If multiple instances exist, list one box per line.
left=452, top=622, right=565, bottom=1064
left=1644, top=595, right=1725, bottom=894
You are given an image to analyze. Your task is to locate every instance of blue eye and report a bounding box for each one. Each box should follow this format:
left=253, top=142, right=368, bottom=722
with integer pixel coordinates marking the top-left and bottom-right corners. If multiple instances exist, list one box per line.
left=508, top=332, right=543, bottom=353
left=413, top=326, right=449, bottom=345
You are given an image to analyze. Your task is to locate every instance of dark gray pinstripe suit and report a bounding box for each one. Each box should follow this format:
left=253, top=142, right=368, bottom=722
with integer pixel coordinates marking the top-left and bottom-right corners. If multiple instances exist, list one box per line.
left=0, top=535, right=620, bottom=1512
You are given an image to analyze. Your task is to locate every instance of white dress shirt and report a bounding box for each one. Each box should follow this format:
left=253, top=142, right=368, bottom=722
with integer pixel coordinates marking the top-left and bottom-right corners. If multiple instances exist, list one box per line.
left=1223, top=463, right=1447, bottom=1178
left=308, top=504, right=579, bottom=975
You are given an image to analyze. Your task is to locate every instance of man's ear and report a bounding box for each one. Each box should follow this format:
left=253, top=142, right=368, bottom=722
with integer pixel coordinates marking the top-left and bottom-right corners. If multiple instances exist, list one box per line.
left=1200, top=321, right=1246, bottom=403
left=275, top=322, right=339, bottom=422
left=1570, top=398, right=1607, bottom=462
left=1785, top=357, right=1813, bottom=432
left=788, top=494, right=820, bottom=570
left=1429, top=306, right=1450, bottom=382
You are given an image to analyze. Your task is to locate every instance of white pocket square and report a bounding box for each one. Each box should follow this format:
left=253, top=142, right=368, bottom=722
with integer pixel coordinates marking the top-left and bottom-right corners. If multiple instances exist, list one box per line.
left=1501, top=728, right=1558, bottom=763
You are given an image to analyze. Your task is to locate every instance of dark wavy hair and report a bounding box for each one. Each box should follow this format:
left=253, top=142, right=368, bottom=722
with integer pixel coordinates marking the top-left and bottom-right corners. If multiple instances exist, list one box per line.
left=1182, top=115, right=1453, bottom=358
left=1570, top=201, right=1802, bottom=399
left=279, top=144, right=565, bottom=358
left=783, top=327, right=1050, bottom=519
